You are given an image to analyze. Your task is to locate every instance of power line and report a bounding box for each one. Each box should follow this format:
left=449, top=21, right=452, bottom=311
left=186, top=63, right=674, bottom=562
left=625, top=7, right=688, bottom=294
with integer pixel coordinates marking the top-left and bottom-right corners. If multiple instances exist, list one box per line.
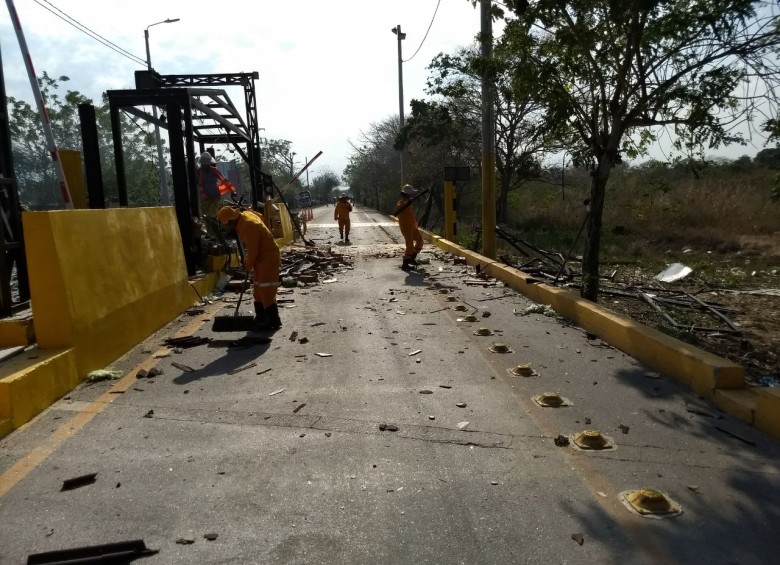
left=32, top=0, right=146, bottom=67
left=403, top=0, right=441, bottom=63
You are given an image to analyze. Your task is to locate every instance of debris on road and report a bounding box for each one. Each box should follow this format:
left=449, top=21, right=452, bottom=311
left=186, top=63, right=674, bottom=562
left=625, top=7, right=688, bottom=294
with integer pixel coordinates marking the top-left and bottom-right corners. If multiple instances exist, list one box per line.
left=171, top=362, right=194, bottom=373
left=554, top=435, right=570, bottom=447
left=86, top=369, right=123, bottom=382
left=315, top=352, right=332, bottom=357
left=165, top=336, right=209, bottom=348
left=419, top=390, right=433, bottom=394
left=143, top=410, right=154, bottom=418
left=176, top=537, right=195, bottom=545
left=61, top=473, right=97, bottom=491
left=409, top=349, right=422, bottom=356
left=571, top=533, right=585, bottom=546
left=456, top=402, right=467, bottom=408
left=289, top=331, right=299, bottom=341
left=293, top=403, right=307, bottom=413
left=516, top=304, right=557, bottom=317
left=228, top=362, right=257, bottom=375
left=269, top=388, right=285, bottom=396
left=379, top=423, right=399, bottom=432
left=27, top=540, right=159, bottom=563
left=457, top=421, right=470, bottom=430
left=204, top=533, right=219, bottom=541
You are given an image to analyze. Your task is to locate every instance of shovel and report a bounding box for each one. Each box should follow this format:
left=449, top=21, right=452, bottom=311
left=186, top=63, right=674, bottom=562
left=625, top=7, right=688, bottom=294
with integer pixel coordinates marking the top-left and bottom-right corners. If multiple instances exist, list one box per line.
left=212, top=270, right=257, bottom=332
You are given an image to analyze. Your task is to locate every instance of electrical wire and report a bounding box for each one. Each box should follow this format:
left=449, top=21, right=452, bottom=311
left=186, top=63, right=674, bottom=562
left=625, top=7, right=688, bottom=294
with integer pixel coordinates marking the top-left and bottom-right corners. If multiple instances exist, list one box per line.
left=32, top=0, right=147, bottom=67
left=403, top=0, right=441, bottom=63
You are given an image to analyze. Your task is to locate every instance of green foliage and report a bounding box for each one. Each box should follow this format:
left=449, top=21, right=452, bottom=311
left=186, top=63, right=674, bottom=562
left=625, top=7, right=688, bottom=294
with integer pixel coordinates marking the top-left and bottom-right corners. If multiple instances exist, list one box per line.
left=8, top=72, right=159, bottom=207
left=497, top=0, right=780, bottom=299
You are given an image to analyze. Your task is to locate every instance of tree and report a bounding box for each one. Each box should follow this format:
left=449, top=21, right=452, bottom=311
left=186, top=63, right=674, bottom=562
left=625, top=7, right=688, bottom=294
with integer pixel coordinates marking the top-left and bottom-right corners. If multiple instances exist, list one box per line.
left=400, top=45, right=554, bottom=223
left=344, top=116, right=407, bottom=213
left=8, top=73, right=159, bottom=207
left=497, top=0, right=780, bottom=300
left=310, top=168, right=340, bottom=204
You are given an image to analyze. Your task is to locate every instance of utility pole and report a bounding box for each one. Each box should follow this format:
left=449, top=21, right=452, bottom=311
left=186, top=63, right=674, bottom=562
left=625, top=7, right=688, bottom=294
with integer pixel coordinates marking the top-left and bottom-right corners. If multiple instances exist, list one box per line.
left=144, top=18, right=179, bottom=205
left=480, top=1, right=496, bottom=259
left=391, top=25, right=406, bottom=186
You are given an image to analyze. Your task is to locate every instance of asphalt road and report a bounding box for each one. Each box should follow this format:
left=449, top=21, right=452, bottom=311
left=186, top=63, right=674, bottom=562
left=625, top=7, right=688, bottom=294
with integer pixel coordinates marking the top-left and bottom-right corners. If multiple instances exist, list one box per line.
left=1, top=205, right=779, bottom=564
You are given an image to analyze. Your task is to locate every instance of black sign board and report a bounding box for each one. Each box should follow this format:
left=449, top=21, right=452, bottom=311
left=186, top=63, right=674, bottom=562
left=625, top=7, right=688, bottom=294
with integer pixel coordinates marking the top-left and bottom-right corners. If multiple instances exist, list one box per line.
left=444, top=166, right=471, bottom=182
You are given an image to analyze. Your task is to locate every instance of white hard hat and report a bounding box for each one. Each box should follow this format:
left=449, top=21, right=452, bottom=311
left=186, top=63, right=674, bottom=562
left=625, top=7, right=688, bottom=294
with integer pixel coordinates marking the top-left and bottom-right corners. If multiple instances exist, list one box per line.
left=199, top=151, right=214, bottom=165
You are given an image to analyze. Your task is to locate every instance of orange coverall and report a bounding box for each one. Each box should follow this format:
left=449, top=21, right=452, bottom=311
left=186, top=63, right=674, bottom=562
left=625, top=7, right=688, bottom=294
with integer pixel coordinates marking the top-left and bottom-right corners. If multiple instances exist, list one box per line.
left=235, top=210, right=281, bottom=308
left=395, top=196, right=423, bottom=260
left=334, top=199, right=353, bottom=239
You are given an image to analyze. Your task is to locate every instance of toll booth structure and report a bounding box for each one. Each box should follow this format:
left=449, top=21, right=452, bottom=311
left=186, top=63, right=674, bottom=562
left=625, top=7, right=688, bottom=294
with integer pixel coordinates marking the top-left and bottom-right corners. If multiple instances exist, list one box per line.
left=97, top=70, right=267, bottom=275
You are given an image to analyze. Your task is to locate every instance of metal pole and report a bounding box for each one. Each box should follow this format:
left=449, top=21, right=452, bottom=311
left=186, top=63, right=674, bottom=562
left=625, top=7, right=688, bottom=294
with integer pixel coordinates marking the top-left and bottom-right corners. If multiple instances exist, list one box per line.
left=6, top=0, right=72, bottom=208
left=145, top=20, right=179, bottom=205
left=392, top=25, right=406, bottom=185
left=480, top=0, right=496, bottom=259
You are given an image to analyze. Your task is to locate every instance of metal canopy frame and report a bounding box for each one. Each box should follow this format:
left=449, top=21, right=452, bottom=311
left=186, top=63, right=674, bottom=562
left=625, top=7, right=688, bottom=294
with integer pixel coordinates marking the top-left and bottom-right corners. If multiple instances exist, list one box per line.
left=102, top=70, right=265, bottom=276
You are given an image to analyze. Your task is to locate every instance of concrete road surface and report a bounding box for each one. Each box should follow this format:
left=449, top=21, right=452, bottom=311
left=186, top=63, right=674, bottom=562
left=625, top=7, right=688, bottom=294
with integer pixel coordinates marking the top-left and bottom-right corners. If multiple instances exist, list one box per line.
left=1, top=205, right=779, bottom=564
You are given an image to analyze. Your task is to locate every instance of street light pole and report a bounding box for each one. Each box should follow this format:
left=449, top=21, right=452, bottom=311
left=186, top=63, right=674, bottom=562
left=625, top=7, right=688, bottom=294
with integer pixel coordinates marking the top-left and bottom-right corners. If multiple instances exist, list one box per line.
left=144, top=18, right=180, bottom=205
left=391, top=25, right=406, bottom=186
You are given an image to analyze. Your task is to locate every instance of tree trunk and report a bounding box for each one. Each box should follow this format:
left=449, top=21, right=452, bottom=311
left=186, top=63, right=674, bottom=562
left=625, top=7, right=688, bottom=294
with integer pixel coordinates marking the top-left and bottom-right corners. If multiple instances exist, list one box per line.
left=580, top=161, right=610, bottom=302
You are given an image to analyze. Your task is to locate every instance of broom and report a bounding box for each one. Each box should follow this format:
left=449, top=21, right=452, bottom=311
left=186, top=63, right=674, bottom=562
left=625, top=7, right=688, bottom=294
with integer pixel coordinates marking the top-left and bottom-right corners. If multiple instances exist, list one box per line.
left=212, top=269, right=257, bottom=332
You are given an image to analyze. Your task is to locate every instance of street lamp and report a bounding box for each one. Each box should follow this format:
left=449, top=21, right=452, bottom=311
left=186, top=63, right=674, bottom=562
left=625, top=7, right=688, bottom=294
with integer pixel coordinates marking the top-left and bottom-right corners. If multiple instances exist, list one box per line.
left=391, top=25, right=406, bottom=185
left=144, top=18, right=180, bottom=205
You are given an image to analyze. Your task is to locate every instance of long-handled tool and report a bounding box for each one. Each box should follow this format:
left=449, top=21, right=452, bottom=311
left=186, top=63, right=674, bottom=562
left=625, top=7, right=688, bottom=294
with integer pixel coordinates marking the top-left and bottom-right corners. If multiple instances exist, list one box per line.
left=212, top=269, right=257, bottom=332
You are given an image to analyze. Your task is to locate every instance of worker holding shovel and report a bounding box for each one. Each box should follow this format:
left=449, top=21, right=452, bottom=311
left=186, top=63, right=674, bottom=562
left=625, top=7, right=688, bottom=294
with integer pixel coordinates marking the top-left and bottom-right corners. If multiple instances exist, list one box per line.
left=217, top=206, right=282, bottom=330
left=395, top=184, right=424, bottom=270
left=334, top=194, right=353, bottom=243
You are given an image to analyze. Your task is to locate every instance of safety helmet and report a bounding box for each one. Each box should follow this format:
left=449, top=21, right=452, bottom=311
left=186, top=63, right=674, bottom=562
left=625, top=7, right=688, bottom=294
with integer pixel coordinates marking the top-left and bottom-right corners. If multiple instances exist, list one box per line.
left=199, top=151, right=215, bottom=166
left=216, top=206, right=241, bottom=224
left=401, top=184, right=416, bottom=196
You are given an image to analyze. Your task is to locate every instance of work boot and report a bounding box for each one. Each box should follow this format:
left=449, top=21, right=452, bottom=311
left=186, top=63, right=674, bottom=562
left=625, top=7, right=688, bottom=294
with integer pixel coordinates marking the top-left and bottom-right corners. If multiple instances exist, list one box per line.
left=339, top=231, right=344, bottom=240
left=265, top=304, right=282, bottom=329
left=253, top=302, right=267, bottom=325
left=401, top=258, right=412, bottom=271
left=345, top=233, right=351, bottom=245
left=263, top=303, right=282, bottom=330
left=408, top=255, right=419, bottom=266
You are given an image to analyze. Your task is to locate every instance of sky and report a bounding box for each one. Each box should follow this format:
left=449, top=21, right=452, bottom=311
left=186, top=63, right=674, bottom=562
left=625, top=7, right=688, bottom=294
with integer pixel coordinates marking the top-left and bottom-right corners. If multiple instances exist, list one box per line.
left=0, top=0, right=489, bottom=180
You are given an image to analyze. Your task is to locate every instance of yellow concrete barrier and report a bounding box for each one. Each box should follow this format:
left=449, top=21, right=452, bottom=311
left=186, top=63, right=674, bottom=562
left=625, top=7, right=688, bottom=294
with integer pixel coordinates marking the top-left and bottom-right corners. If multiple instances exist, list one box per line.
left=0, top=348, right=78, bottom=429
left=23, top=207, right=197, bottom=376
left=0, top=316, right=35, bottom=347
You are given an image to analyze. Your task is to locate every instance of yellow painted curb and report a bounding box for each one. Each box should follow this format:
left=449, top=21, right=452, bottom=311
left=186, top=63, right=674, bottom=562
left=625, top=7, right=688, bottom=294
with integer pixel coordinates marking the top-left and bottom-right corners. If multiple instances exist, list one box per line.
left=0, top=348, right=78, bottom=431
left=713, top=389, right=759, bottom=425
left=754, top=388, right=780, bottom=439
left=0, top=418, right=11, bottom=438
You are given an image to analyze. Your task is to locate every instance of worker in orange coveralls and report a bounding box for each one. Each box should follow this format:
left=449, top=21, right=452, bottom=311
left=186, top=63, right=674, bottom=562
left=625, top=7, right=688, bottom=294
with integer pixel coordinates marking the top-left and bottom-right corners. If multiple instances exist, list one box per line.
left=334, top=194, right=353, bottom=243
left=217, top=206, right=282, bottom=330
left=395, top=184, right=423, bottom=271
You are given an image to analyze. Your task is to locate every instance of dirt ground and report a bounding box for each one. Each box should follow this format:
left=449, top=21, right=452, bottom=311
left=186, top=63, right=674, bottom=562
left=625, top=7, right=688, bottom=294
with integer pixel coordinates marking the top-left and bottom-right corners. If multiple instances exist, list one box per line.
left=594, top=234, right=780, bottom=386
